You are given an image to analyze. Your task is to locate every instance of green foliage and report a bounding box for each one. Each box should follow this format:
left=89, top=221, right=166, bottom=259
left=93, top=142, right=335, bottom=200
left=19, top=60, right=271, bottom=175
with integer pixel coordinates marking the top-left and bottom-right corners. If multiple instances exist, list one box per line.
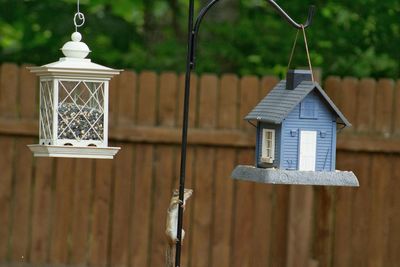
left=0, top=0, right=399, bottom=78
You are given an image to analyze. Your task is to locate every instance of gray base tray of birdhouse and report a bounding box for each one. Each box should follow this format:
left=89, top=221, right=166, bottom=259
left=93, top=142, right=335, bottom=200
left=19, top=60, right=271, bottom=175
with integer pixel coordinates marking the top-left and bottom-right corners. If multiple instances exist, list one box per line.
left=232, top=165, right=359, bottom=187
left=28, top=144, right=120, bottom=159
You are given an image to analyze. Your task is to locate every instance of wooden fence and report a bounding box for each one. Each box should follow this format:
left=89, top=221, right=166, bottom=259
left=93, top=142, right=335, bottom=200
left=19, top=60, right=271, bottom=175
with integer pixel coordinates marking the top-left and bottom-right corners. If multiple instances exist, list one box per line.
left=0, top=63, right=399, bottom=267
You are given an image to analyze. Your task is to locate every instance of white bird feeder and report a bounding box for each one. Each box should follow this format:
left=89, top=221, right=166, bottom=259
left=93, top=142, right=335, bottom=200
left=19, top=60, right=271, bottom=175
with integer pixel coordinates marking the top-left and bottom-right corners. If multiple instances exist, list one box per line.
left=28, top=30, right=121, bottom=159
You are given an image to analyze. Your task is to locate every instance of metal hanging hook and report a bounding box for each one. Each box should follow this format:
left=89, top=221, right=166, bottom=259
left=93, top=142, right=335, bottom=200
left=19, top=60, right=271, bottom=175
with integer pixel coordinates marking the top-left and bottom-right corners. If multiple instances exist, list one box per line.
left=266, top=0, right=315, bottom=29
left=74, top=0, right=85, bottom=31
left=189, top=0, right=315, bottom=69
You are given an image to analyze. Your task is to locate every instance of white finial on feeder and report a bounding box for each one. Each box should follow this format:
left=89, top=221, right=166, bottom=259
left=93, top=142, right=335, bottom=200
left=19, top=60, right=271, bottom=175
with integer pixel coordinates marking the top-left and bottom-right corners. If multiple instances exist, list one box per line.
left=61, top=31, right=91, bottom=59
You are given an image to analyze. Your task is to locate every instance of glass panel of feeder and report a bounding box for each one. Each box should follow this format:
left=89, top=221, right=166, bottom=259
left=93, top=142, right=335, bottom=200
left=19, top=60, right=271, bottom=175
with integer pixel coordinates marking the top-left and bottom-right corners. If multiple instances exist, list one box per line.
left=39, top=80, right=54, bottom=142
left=57, top=80, right=105, bottom=141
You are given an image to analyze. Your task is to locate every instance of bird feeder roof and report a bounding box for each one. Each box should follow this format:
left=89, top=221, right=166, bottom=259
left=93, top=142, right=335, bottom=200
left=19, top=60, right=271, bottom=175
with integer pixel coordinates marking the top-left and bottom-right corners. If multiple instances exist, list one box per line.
left=28, top=32, right=121, bottom=79
left=245, top=80, right=351, bottom=127
left=28, top=58, right=121, bottom=79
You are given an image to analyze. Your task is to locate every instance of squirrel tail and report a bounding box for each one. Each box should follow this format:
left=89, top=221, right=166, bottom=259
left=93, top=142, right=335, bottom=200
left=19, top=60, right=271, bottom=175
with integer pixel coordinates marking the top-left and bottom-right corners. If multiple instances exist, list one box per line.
left=165, top=245, right=175, bottom=267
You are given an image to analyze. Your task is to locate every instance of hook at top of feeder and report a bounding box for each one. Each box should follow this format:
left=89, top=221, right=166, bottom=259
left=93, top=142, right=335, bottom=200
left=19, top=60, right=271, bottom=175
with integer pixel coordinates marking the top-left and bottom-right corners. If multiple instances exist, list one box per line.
left=74, top=12, right=85, bottom=30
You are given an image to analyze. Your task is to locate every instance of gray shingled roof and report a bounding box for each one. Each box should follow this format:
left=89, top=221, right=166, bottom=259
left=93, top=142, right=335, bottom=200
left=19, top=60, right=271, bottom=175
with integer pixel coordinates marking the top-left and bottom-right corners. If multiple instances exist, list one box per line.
left=245, top=80, right=351, bottom=127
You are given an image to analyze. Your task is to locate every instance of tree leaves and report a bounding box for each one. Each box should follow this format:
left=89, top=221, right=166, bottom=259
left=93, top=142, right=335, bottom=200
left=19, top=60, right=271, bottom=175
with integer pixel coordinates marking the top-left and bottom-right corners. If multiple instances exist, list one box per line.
left=0, top=0, right=398, bottom=78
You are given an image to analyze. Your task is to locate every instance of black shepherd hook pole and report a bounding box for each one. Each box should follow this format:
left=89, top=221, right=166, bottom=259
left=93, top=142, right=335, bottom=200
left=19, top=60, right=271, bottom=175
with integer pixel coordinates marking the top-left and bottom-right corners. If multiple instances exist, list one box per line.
left=175, top=1, right=315, bottom=266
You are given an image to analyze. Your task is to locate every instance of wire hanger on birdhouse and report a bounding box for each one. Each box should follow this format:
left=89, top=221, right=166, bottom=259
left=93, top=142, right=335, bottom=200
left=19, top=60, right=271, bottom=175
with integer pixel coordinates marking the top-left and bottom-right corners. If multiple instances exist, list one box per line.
left=287, top=25, right=315, bottom=82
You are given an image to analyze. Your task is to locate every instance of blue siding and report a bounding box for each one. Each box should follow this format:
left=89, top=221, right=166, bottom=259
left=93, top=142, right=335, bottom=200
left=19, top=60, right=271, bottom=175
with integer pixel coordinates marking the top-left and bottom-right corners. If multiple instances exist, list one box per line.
left=256, top=122, right=281, bottom=168
left=280, top=90, right=336, bottom=171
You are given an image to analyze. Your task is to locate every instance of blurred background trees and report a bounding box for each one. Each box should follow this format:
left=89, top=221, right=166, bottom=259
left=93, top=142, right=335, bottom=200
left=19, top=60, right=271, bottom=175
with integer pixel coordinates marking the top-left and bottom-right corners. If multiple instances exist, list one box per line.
left=1, top=0, right=399, bottom=78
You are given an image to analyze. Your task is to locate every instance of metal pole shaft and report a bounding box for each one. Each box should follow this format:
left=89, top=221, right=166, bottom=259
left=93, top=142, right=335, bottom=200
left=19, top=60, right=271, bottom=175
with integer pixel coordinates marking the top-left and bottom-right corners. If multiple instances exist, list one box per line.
left=175, top=0, right=195, bottom=266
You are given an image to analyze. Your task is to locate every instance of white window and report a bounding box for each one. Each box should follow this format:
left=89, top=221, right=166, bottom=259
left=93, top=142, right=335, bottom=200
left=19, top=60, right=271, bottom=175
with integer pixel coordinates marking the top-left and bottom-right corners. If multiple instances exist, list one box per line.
left=261, top=129, right=275, bottom=163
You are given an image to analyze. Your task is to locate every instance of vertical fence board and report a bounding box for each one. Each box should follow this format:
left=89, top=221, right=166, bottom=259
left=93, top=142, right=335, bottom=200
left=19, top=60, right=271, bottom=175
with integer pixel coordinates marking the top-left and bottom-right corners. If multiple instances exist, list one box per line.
left=251, top=184, right=273, bottom=267
left=19, top=64, right=37, bottom=119
left=312, top=187, right=335, bottom=267
left=232, top=149, right=254, bottom=267
left=374, top=79, right=394, bottom=135
left=211, top=74, right=238, bottom=267
left=286, top=186, right=313, bottom=267
left=117, top=71, right=137, bottom=124
left=49, top=159, right=75, bottom=264
left=130, top=72, right=158, bottom=267
left=367, top=154, right=391, bottom=267
left=393, top=81, right=400, bottom=135
left=217, top=74, right=238, bottom=129
left=159, top=73, right=178, bottom=126
left=190, top=147, right=215, bottom=267
left=130, top=144, right=153, bottom=267
left=239, top=76, right=259, bottom=130
left=386, top=156, right=400, bottom=265
left=70, top=159, right=93, bottom=265
left=356, top=79, right=376, bottom=133
left=10, top=138, right=34, bottom=262
left=211, top=148, right=235, bottom=267
left=198, top=74, right=218, bottom=129
left=269, top=185, right=289, bottom=267
left=136, top=72, right=157, bottom=126
left=0, top=64, right=18, bottom=118
left=110, top=144, right=133, bottom=267
left=88, top=160, right=113, bottom=267
left=30, top=158, right=54, bottom=264
left=191, top=74, right=218, bottom=267
left=0, top=138, right=14, bottom=261
left=232, top=76, right=258, bottom=267
left=149, top=146, right=175, bottom=267
left=333, top=152, right=356, bottom=267
left=111, top=68, right=136, bottom=267
left=351, top=154, right=375, bottom=266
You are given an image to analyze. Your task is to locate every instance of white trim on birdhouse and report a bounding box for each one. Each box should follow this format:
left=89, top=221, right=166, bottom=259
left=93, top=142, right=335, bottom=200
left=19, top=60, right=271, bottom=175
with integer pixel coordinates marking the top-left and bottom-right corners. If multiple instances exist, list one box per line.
left=299, top=130, right=317, bottom=171
left=261, top=129, right=275, bottom=163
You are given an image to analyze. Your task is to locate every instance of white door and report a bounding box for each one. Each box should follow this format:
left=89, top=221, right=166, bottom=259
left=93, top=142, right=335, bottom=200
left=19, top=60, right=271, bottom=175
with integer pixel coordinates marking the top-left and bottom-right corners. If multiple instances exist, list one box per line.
left=299, top=131, right=317, bottom=171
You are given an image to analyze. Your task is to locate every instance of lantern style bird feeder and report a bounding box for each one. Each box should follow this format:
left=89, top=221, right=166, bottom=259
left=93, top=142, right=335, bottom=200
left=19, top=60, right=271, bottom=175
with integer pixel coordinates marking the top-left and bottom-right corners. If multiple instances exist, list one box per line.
left=28, top=8, right=121, bottom=159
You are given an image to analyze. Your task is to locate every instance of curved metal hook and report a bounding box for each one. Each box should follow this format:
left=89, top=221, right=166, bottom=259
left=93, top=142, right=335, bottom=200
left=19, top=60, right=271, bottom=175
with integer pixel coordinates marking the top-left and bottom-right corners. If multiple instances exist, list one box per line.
left=266, top=0, right=315, bottom=29
left=191, top=0, right=221, bottom=68
left=194, top=0, right=221, bottom=34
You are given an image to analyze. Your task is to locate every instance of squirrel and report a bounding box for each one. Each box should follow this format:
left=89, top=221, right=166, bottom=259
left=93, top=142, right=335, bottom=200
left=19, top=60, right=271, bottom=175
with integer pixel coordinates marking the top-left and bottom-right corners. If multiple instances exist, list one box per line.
left=165, top=188, right=193, bottom=267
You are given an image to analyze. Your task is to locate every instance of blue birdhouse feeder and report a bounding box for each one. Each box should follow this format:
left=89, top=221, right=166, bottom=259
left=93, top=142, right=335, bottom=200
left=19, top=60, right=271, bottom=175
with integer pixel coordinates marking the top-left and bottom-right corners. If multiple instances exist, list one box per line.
left=232, top=69, right=359, bottom=187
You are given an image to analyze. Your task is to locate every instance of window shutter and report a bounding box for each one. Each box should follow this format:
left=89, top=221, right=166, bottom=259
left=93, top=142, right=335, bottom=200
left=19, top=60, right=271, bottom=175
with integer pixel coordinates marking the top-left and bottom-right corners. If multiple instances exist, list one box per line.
left=300, top=100, right=316, bottom=118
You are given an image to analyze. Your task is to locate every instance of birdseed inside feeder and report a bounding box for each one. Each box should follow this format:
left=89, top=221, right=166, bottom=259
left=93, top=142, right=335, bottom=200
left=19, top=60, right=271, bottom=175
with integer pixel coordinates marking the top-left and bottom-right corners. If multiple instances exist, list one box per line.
left=27, top=31, right=121, bottom=159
